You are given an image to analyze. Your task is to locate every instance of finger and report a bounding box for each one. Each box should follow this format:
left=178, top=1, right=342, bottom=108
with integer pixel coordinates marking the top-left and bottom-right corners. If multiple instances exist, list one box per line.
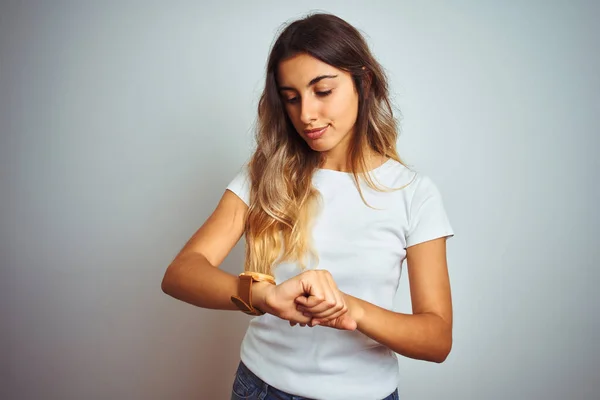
left=271, top=283, right=312, bottom=325
left=302, top=303, right=345, bottom=320
left=307, top=303, right=348, bottom=321
left=325, top=271, right=346, bottom=312
left=309, top=274, right=347, bottom=319
left=297, top=300, right=343, bottom=319
left=288, top=305, right=314, bottom=324
left=308, top=288, right=337, bottom=314
left=298, top=272, right=328, bottom=308
left=289, top=320, right=310, bottom=328
left=290, top=318, right=311, bottom=326
left=308, top=319, right=320, bottom=327
left=301, top=303, right=344, bottom=321
left=298, top=294, right=339, bottom=314
left=295, top=295, right=310, bottom=306
left=299, top=296, right=336, bottom=314
left=300, top=280, right=343, bottom=316
left=320, top=270, right=340, bottom=308
left=299, top=292, right=329, bottom=310
left=295, top=294, right=326, bottom=309
left=291, top=312, right=312, bottom=325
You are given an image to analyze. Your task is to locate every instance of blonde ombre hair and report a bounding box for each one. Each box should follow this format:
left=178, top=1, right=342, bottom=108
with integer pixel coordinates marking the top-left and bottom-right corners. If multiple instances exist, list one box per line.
left=244, top=13, right=407, bottom=275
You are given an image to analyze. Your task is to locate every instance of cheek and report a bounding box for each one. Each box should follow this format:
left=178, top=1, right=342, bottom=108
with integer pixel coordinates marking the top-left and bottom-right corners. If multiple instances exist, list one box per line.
left=330, top=95, right=358, bottom=126
left=283, top=106, right=299, bottom=127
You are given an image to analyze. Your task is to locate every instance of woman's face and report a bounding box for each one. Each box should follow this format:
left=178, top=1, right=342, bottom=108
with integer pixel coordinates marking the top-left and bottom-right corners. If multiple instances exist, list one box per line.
left=277, top=53, right=359, bottom=156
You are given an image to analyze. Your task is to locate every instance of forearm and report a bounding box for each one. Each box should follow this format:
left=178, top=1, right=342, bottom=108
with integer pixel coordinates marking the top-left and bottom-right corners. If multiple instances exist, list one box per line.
left=346, top=294, right=452, bottom=363
left=161, top=252, right=239, bottom=310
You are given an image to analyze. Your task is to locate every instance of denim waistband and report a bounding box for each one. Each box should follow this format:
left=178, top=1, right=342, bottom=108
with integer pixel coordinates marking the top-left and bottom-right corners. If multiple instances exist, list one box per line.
left=232, top=361, right=399, bottom=400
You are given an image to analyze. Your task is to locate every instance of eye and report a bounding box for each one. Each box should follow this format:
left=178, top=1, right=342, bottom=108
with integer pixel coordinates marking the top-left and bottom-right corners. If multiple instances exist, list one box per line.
left=316, top=89, right=333, bottom=97
left=283, top=89, right=332, bottom=105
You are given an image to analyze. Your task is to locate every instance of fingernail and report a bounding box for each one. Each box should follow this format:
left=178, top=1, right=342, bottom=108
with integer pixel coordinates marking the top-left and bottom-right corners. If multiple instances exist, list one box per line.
left=303, top=312, right=310, bottom=317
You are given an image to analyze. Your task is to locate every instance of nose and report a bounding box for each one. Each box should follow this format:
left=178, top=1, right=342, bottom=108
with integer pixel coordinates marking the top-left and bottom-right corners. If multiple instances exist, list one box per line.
left=299, top=97, right=318, bottom=125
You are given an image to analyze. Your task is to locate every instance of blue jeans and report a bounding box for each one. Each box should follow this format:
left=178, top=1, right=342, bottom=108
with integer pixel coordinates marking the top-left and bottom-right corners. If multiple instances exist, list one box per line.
left=231, top=361, right=399, bottom=400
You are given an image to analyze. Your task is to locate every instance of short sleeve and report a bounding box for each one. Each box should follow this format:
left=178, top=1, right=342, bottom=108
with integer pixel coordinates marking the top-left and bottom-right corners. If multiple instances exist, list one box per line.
left=405, top=174, right=454, bottom=247
left=226, top=165, right=251, bottom=206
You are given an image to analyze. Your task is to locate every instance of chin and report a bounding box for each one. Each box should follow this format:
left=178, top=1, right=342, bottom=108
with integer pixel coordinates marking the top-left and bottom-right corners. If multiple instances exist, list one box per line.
left=305, top=139, right=334, bottom=152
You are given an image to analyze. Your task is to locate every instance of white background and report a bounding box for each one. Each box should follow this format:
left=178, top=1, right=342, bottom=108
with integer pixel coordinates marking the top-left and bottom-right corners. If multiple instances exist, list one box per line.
left=1, top=1, right=598, bottom=399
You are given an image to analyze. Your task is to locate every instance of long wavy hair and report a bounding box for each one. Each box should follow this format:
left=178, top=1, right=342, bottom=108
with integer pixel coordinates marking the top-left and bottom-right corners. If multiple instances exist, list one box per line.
left=244, top=12, right=408, bottom=275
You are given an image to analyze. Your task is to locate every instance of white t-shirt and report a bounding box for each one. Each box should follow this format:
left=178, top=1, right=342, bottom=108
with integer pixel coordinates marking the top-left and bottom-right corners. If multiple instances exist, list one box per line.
left=226, top=159, right=454, bottom=400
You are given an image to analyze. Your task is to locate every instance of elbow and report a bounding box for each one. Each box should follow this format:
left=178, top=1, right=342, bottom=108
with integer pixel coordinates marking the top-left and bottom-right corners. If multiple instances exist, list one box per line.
left=433, top=345, right=452, bottom=364
left=161, top=252, right=208, bottom=297
left=161, top=275, right=171, bottom=294
left=161, top=275, right=172, bottom=295
left=417, top=324, right=452, bottom=363
left=161, top=265, right=179, bottom=296
left=431, top=336, right=452, bottom=363
left=430, top=316, right=453, bottom=363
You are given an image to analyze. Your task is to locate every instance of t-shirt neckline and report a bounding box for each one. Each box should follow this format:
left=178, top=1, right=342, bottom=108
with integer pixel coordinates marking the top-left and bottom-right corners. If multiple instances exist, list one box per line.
left=316, top=158, right=394, bottom=175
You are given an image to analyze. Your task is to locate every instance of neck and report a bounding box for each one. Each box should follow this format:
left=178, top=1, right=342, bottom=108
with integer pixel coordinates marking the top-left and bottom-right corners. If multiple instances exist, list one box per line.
left=320, top=149, right=387, bottom=173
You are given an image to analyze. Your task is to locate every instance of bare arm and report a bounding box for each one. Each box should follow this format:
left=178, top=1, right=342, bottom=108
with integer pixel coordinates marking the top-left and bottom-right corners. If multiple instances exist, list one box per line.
left=349, top=237, right=453, bottom=362
left=161, top=189, right=248, bottom=310
left=303, top=237, right=453, bottom=363
left=162, top=189, right=356, bottom=325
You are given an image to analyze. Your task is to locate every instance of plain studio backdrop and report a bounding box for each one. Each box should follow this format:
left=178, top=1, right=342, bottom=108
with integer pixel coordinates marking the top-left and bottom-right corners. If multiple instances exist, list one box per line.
left=1, top=1, right=598, bottom=399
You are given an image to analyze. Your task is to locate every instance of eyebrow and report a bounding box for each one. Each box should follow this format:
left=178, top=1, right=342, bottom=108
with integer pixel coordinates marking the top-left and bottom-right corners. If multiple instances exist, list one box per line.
left=278, top=74, right=338, bottom=91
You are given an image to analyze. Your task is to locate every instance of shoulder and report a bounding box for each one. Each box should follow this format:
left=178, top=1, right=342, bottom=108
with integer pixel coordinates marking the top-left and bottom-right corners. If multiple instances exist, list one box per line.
left=409, top=173, right=444, bottom=204
left=397, top=167, right=454, bottom=246
left=379, top=160, right=442, bottom=197
left=226, top=163, right=251, bottom=206
left=375, top=159, right=419, bottom=194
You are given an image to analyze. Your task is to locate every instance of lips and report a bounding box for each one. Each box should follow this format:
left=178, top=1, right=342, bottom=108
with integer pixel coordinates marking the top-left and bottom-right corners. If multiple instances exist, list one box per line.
left=304, top=125, right=329, bottom=140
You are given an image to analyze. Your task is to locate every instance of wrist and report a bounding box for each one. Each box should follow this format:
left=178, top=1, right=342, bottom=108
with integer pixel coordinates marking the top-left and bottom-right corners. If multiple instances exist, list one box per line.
left=251, top=281, right=274, bottom=313
left=344, top=293, right=365, bottom=326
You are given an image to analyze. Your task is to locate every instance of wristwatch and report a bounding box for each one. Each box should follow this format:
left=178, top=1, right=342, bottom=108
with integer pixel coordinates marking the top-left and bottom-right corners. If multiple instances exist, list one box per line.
left=230, top=272, right=276, bottom=316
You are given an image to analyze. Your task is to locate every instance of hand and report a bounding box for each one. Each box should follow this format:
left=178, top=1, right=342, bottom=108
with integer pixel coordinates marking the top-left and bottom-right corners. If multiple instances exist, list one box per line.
left=289, top=269, right=352, bottom=328
left=252, top=270, right=350, bottom=327
left=296, top=292, right=363, bottom=331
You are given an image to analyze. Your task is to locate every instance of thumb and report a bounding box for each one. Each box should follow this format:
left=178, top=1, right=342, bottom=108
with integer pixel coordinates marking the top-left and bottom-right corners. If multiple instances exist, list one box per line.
left=314, top=315, right=357, bottom=331
left=339, top=315, right=357, bottom=331
left=295, top=295, right=309, bottom=306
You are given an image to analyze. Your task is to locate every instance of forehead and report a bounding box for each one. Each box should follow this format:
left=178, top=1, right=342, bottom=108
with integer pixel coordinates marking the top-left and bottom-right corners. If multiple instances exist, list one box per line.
left=277, top=53, right=346, bottom=86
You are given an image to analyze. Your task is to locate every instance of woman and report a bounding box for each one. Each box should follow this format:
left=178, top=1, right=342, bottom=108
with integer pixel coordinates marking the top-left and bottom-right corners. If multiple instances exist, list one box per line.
left=161, top=12, right=454, bottom=400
